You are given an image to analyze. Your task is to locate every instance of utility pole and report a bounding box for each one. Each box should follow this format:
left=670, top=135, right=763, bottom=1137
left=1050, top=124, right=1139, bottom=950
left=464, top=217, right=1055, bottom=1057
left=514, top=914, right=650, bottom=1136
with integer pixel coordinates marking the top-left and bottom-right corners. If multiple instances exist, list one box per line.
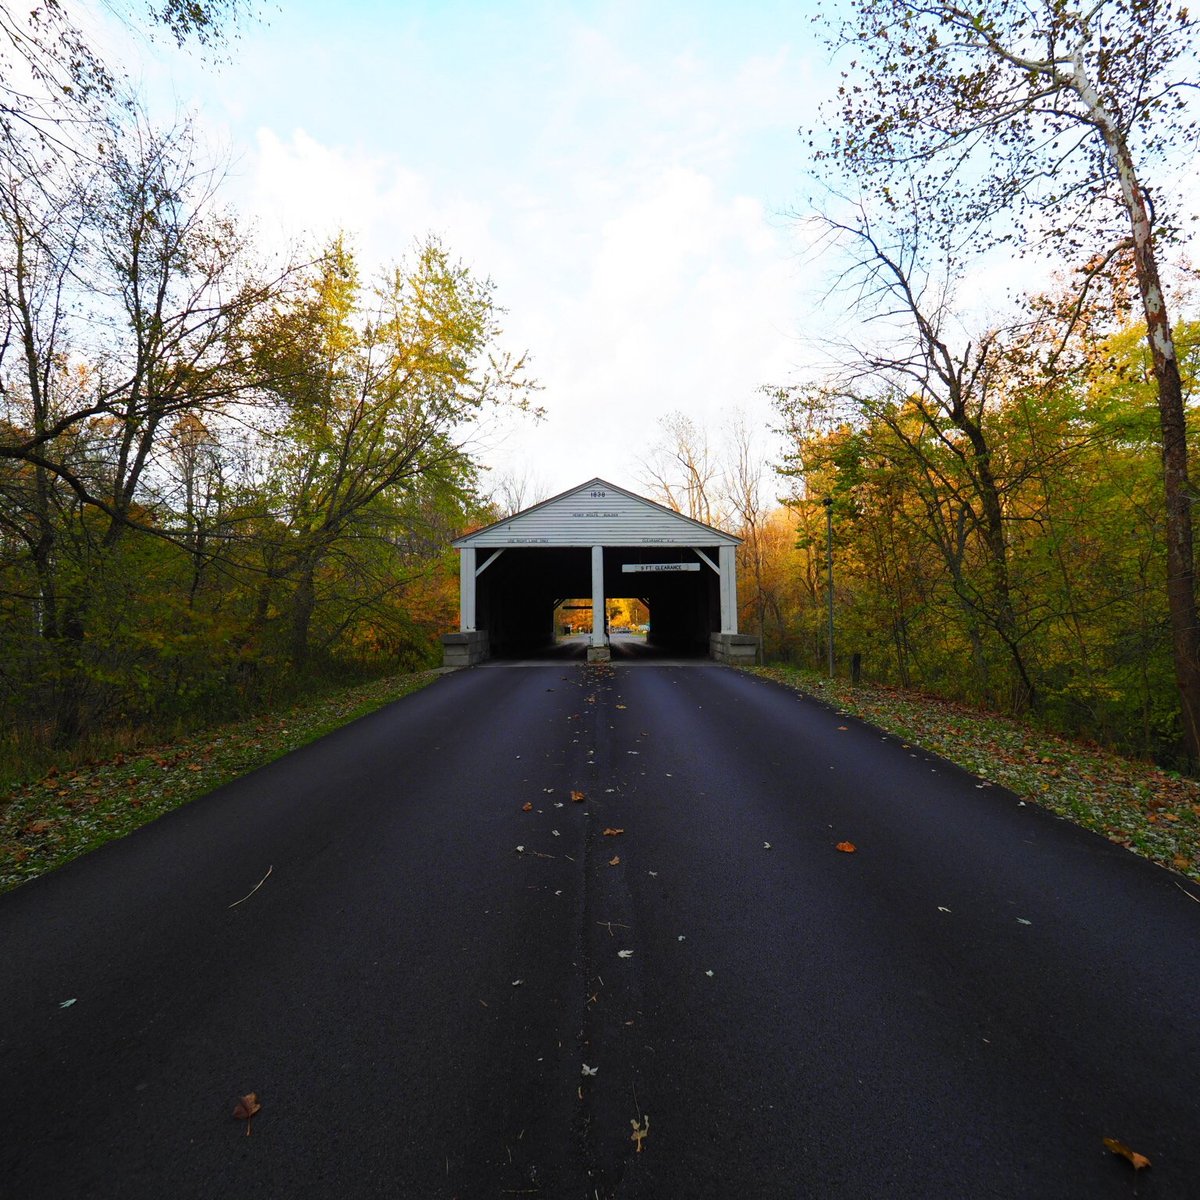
left=822, top=497, right=834, bottom=679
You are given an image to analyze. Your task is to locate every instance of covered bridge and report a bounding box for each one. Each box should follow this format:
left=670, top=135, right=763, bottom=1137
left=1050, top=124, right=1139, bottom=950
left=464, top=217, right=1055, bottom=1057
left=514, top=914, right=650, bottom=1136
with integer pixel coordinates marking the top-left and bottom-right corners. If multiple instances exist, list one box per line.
left=442, top=478, right=760, bottom=666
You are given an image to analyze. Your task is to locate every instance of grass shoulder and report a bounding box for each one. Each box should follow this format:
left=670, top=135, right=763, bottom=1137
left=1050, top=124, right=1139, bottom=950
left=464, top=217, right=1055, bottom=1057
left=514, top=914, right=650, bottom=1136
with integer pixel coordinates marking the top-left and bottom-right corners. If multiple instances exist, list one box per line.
left=0, top=669, right=441, bottom=895
left=747, top=664, right=1200, bottom=887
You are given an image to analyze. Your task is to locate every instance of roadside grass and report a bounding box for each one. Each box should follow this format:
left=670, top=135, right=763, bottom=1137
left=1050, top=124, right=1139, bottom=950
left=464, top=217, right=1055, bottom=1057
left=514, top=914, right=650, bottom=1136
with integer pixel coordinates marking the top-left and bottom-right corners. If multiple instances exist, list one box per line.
left=0, top=669, right=441, bottom=895
left=748, top=664, right=1200, bottom=887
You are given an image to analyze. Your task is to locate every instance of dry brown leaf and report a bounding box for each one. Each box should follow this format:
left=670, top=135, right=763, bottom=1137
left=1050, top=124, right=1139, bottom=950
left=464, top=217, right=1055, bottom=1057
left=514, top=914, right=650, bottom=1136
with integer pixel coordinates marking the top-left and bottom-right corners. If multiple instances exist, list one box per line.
left=1103, top=1137, right=1150, bottom=1170
left=521, top=802, right=533, bottom=812
left=23, top=819, right=52, bottom=836
left=630, top=1115, right=650, bottom=1152
left=835, top=841, right=857, bottom=853
left=571, top=790, right=586, bottom=802
left=608, top=855, right=621, bottom=866
left=603, top=828, right=625, bottom=837
left=233, top=1092, right=261, bottom=1136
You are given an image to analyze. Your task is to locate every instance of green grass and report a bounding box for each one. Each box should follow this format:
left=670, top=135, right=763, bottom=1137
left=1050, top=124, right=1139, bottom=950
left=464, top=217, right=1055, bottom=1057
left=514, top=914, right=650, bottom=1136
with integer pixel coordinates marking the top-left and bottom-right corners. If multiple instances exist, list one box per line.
left=748, top=664, right=1200, bottom=887
left=0, top=669, right=441, bottom=894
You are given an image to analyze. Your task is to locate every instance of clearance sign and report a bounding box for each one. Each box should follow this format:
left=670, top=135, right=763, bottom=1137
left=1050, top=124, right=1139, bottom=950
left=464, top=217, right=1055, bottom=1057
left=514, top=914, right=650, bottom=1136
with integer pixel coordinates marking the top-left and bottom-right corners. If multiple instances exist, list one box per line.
left=621, top=563, right=701, bottom=573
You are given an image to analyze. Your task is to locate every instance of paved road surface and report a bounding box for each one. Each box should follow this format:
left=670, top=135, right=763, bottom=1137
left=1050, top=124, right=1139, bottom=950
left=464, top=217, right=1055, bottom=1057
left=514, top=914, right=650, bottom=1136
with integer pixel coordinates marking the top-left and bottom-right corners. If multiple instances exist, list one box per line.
left=2, top=661, right=1198, bottom=1198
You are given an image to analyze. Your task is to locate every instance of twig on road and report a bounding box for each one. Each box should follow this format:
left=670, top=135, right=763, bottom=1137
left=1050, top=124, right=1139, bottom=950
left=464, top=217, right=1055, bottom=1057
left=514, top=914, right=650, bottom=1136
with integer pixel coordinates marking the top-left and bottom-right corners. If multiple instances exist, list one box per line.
left=228, top=865, right=273, bottom=909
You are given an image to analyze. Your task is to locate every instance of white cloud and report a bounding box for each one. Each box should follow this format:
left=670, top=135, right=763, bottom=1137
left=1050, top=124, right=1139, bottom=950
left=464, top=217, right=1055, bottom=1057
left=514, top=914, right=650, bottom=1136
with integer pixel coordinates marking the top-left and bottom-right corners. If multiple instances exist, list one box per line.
left=169, top=7, right=831, bottom=503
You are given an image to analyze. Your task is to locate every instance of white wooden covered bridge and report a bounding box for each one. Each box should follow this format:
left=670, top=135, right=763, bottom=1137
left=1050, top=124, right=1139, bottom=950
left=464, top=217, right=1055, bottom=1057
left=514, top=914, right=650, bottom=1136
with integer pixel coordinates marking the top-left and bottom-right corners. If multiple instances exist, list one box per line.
left=442, top=477, right=760, bottom=666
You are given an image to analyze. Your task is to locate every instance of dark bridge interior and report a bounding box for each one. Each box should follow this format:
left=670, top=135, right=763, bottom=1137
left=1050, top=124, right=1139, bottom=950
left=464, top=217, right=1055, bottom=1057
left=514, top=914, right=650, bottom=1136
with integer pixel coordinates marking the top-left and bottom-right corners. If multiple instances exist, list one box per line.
left=476, top=546, right=722, bottom=659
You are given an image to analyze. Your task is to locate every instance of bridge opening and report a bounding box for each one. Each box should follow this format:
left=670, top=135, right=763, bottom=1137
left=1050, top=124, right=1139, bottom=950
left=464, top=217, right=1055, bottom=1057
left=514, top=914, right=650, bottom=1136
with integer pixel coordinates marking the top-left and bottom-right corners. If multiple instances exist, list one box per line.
left=478, top=548, right=717, bottom=659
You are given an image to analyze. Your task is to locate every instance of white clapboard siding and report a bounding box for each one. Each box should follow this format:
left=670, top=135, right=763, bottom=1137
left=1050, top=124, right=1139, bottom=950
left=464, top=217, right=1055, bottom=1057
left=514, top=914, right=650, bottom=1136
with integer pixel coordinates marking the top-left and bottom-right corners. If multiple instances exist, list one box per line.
left=453, top=478, right=741, bottom=548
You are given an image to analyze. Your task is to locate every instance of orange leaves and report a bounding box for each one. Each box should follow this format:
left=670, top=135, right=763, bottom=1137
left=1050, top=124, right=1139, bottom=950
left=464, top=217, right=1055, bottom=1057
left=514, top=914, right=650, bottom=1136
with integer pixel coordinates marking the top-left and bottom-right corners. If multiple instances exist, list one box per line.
left=835, top=841, right=857, bottom=853
left=570, top=790, right=586, bottom=803
left=521, top=802, right=533, bottom=812
left=603, top=827, right=624, bottom=837
left=608, top=855, right=621, bottom=866
left=233, top=1092, right=261, bottom=1136
left=1104, top=1138, right=1150, bottom=1170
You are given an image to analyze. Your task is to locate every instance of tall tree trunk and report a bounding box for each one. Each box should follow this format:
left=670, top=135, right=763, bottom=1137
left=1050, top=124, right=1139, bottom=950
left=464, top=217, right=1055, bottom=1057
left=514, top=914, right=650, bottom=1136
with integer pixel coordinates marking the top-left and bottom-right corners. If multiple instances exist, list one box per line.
left=967, top=424, right=1037, bottom=712
left=1072, top=59, right=1200, bottom=759
left=290, top=562, right=317, bottom=670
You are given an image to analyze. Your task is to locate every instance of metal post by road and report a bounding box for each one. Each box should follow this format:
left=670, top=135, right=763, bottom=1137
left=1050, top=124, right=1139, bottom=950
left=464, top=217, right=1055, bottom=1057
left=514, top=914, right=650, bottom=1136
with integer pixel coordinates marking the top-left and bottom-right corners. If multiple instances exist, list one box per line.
left=823, top=497, right=834, bottom=679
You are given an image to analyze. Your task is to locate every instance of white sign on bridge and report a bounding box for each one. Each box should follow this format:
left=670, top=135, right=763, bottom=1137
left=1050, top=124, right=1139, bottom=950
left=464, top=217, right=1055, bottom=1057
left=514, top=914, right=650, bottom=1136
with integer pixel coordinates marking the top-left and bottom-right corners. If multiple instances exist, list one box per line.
left=621, top=563, right=701, bottom=573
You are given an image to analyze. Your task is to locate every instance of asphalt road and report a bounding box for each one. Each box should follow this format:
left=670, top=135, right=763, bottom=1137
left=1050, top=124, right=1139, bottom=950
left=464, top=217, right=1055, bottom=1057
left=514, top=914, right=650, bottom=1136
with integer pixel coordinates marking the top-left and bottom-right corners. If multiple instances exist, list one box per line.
left=2, top=659, right=1199, bottom=1198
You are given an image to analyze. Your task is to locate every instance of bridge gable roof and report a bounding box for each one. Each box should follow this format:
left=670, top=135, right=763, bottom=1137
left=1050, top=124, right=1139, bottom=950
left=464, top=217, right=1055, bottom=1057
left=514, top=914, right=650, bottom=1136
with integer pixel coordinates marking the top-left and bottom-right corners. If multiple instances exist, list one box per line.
left=453, top=477, right=741, bottom=548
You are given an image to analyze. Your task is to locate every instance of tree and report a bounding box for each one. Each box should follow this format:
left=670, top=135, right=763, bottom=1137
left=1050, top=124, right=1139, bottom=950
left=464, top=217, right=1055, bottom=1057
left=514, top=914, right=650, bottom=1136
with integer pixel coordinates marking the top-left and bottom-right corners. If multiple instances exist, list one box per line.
left=726, top=412, right=771, bottom=647
left=0, top=115, right=284, bottom=735
left=0, top=118, right=280, bottom=542
left=250, top=236, right=536, bottom=668
left=638, top=412, right=728, bottom=527
left=810, top=0, right=1200, bottom=758
left=1, top=1, right=251, bottom=134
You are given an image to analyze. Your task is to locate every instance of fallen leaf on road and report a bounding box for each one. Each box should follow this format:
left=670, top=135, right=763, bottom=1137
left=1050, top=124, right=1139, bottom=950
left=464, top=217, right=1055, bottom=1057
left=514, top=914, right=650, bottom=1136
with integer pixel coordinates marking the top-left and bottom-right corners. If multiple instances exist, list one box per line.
left=618, top=949, right=633, bottom=958
left=515, top=845, right=525, bottom=853
left=1103, top=1138, right=1150, bottom=1170
left=630, top=1115, right=650, bottom=1152
left=571, top=790, right=586, bottom=802
left=59, top=998, right=76, bottom=1008
left=837, top=726, right=848, bottom=731
left=233, top=1092, right=261, bottom=1136
left=603, top=828, right=624, bottom=837
left=609, top=855, right=621, bottom=866
left=581, top=1064, right=598, bottom=1076
left=763, top=842, right=771, bottom=849
left=1016, top=918, right=1032, bottom=925
left=522, top=802, right=533, bottom=812
left=938, top=906, right=952, bottom=913
left=835, top=841, right=857, bottom=853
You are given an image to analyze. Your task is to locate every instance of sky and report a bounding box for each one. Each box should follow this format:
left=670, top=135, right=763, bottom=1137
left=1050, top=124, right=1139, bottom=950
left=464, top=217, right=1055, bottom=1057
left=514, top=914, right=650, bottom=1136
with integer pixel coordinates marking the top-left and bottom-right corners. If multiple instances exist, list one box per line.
left=123, top=0, right=838, bottom=505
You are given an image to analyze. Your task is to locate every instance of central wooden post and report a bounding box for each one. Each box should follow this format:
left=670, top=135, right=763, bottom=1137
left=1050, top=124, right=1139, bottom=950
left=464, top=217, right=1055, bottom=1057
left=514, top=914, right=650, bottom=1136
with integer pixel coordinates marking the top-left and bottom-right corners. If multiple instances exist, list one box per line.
left=588, top=544, right=610, bottom=661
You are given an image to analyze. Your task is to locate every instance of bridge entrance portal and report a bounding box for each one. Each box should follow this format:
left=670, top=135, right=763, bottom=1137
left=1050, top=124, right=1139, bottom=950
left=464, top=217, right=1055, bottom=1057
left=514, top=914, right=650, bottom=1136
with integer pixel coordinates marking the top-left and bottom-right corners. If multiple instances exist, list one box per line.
left=441, top=478, right=760, bottom=667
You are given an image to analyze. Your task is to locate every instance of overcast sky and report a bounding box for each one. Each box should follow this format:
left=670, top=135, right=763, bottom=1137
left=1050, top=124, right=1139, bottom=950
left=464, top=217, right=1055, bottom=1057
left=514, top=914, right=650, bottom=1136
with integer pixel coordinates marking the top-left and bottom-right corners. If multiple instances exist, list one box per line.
left=125, top=0, right=839, bottom=504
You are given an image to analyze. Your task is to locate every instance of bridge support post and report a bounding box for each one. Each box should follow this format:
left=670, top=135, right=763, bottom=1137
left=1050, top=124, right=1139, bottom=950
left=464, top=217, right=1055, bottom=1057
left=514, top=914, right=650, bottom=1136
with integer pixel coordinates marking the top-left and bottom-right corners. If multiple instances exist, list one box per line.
left=719, top=545, right=738, bottom=634
left=588, top=544, right=610, bottom=662
left=460, top=546, right=476, bottom=631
